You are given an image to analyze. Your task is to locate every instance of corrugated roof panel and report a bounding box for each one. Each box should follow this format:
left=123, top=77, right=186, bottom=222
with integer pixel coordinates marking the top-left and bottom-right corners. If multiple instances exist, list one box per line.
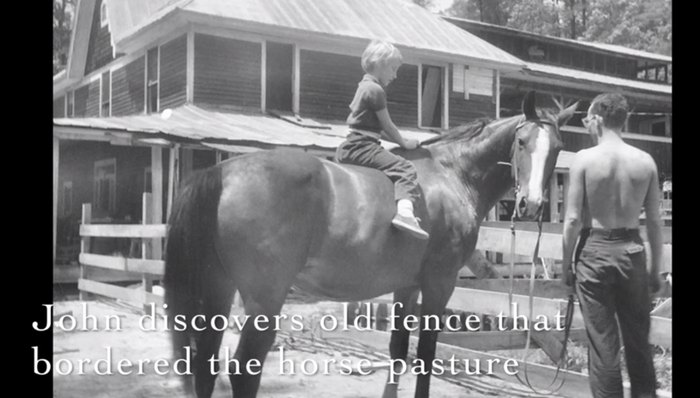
left=519, top=62, right=672, bottom=95
left=109, top=0, right=524, bottom=69
left=53, top=104, right=438, bottom=150
left=445, top=17, right=672, bottom=63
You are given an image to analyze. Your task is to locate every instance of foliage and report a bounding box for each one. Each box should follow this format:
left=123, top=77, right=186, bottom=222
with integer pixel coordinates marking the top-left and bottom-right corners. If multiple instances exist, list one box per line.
left=445, top=0, right=671, bottom=55
left=53, top=0, right=75, bottom=75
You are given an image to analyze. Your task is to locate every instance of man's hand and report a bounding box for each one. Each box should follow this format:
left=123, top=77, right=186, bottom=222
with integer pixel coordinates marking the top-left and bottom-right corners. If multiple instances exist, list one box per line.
left=560, top=269, right=576, bottom=295
left=403, top=138, right=420, bottom=150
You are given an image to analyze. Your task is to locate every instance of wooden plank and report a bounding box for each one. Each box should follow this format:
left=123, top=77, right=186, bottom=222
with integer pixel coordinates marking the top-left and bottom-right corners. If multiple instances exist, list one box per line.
left=79, top=253, right=164, bottom=275
left=340, top=328, right=596, bottom=398
left=78, top=279, right=163, bottom=307
left=438, top=329, right=588, bottom=351
left=79, top=204, right=92, bottom=301
left=480, top=222, right=672, bottom=244
left=476, top=226, right=563, bottom=260
left=460, top=263, right=563, bottom=279
left=370, top=288, right=577, bottom=325
left=80, top=224, right=167, bottom=238
left=650, top=298, right=671, bottom=318
left=650, top=316, right=671, bottom=349
left=456, top=279, right=573, bottom=299
left=530, top=330, right=566, bottom=365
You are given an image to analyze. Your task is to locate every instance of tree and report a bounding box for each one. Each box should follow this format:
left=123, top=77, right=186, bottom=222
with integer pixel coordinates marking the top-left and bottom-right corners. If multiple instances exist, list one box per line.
left=446, top=0, right=509, bottom=25
left=582, top=0, right=671, bottom=55
left=53, top=0, right=75, bottom=75
left=507, top=0, right=564, bottom=37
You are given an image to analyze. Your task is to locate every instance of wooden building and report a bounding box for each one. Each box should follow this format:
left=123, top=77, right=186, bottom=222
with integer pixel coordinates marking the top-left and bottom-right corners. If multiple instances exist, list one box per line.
left=52, top=0, right=525, bottom=278
left=445, top=17, right=672, bottom=223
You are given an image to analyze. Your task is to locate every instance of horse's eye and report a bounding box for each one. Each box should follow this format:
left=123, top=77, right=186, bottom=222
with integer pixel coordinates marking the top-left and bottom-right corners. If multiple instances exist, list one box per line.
left=517, top=138, right=525, bottom=147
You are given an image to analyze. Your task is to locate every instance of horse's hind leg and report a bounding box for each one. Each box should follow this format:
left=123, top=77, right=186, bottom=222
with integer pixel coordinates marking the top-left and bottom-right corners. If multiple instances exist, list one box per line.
left=229, top=285, right=290, bottom=398
left=382, top=286, right=420, bottom=398
left=193, top=288, right=236, bottom=398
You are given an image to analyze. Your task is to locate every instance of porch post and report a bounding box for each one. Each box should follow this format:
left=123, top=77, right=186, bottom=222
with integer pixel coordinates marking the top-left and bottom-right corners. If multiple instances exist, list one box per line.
left=151, top=147, right=163, bottom=259
left=53, top=136, right=59, bottom=264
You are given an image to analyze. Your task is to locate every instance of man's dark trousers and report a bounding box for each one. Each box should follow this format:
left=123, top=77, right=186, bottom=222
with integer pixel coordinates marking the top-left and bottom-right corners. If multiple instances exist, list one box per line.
left=575, top=228, right=657, bottom=398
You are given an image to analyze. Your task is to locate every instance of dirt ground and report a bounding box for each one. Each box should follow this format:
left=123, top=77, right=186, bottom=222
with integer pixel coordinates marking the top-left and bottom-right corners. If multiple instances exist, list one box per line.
left=54, top=300, right=531, bottom=398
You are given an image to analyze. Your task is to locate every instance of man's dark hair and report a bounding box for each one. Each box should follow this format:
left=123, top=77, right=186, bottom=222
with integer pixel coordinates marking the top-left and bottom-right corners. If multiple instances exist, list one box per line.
left=589, top=93, right=629, bottom=130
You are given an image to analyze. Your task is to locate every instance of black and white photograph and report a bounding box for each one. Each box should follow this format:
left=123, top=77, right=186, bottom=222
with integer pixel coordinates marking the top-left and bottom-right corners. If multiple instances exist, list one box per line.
left=48, top=0, right=672, bottom=397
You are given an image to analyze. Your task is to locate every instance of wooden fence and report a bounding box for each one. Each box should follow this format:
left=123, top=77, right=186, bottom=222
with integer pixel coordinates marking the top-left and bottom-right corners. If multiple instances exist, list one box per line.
left=78, top=193, right=167, bottom=310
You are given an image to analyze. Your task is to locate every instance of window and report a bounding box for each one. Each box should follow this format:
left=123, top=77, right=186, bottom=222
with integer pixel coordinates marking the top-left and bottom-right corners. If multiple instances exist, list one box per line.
left=651, top=119, right=667, bottom=137
left=100, top=1, right=108, bottom=28
left=265, top=41, right=294, bottom=112
left=94, top=159, right=116, bottom=216
left=61, top=181, right=73, bottom=217
left=420, top=65, right=444, bottom=129
left=101, top=71, right=110, bottom=117
left=146, top=47, right=159, bottom=114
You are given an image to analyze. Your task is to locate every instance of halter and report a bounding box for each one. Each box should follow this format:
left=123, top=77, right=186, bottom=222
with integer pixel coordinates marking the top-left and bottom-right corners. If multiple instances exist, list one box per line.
left=500, top=118, right=575, bottom=394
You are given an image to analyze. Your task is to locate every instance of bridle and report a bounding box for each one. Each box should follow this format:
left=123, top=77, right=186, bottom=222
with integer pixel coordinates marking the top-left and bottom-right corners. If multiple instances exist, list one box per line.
left=499, top=118, right=575, bottom=394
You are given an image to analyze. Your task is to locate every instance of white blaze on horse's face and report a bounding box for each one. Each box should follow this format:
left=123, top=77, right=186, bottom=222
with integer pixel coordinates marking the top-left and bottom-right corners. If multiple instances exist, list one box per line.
left=514, top=121, right=560, bottom=219
left=526, top=126, right=550, bottom=212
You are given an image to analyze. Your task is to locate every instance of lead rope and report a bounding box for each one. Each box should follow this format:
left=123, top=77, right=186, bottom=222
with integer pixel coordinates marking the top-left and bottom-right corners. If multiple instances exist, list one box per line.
left=509, top=197, right=575, bottom=395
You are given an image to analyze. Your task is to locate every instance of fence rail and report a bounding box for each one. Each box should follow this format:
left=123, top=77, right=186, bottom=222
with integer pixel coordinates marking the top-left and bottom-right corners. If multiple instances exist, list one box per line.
left=78, top=193, right=166, bottom=310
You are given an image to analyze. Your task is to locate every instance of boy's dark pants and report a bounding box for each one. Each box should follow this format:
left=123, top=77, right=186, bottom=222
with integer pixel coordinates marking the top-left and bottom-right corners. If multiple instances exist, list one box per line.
left=575, top=228, right=657, bottom=398
left=335, top=132, right=420, bottom=203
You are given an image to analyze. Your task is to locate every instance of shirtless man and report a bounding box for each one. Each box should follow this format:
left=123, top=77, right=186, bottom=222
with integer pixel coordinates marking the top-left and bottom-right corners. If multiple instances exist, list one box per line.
left=561, top=93, right=663, bottom=398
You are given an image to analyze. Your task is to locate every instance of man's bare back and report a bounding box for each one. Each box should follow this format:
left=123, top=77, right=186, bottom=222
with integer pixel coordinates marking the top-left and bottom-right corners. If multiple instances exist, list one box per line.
left=575, top=140, right=658, bottom=229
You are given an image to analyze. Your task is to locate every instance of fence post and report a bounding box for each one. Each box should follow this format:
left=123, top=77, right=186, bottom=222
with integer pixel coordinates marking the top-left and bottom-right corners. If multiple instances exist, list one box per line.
left=79, top=204, right=92, bottom=301
left=142, top=193, right=154, bottom=313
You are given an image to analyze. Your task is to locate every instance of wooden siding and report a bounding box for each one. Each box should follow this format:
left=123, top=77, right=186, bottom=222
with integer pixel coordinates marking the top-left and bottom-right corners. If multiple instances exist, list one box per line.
left=86, top=79, right=101, bottom=117
left=300, top=50, right=363, bottom=122
left=449, top=93, right=496, bottom=127
left=386, top=64, right=419, bottom=127
left=73, top=85, right=89, bottom=117
left=159, top=34, right=188, bottom=109
left=193, top=34, right=261, bottom=109
left=111, top=56, right=145, bottom=116
left=54, top=97, right=66, bottom=118
left=85, top=0, right=115, bottom=75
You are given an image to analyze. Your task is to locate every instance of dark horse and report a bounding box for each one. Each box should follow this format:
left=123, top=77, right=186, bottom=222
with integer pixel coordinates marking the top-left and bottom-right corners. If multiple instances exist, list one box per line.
left=164, top=92, right=577, bottom=397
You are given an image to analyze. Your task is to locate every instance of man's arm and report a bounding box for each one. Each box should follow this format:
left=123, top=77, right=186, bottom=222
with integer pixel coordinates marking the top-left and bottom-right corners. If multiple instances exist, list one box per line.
left=643, top=159, right=663, bottom=293
left=376, top=109, right=417, bottom=149
left=562, top=153, right=586, bottom=287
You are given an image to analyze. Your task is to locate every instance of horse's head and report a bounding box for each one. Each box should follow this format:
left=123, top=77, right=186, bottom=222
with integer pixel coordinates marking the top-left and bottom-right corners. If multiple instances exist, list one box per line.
left=511, top=91, right=577, bottom=219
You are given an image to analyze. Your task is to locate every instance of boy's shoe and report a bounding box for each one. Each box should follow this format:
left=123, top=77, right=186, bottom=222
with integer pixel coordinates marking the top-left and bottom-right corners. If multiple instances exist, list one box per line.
left=391, top=214, right=429, bottom=240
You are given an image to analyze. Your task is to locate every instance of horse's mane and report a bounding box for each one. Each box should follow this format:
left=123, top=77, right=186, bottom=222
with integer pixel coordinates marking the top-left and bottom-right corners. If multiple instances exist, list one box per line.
left=421, top=118, right=494, bottom=146
left=422, top=108, right=560, bottom=147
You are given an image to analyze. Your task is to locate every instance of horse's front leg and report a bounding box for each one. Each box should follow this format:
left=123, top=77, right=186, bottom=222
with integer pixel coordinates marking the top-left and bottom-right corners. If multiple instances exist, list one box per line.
left=414, top=274, right=457, bottom=398
left=382, top=286, right=420, bottom=398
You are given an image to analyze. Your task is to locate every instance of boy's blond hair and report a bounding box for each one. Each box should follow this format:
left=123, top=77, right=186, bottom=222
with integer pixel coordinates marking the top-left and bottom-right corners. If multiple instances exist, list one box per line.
left=361, top=40, right=403, bottom=73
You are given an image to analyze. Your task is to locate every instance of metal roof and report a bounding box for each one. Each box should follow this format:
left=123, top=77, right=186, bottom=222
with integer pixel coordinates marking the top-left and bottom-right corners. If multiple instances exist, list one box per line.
left=53, top=104, right=437, bottom=150
left=513, top=62, right=672, bottom=96
left=107, top=0, right=524, bottom=69
left=444, top=17, right=672, bottom=64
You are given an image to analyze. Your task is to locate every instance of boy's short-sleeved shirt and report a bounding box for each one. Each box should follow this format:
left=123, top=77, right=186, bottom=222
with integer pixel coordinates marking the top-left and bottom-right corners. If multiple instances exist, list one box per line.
left=346, top=74, right=387, bottom=134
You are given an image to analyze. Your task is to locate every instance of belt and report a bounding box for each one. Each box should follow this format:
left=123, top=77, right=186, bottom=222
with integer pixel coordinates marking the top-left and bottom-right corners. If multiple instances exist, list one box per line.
left=348, top=128, right=381, bottom=141
left=585, top=227, right=640, bottom=239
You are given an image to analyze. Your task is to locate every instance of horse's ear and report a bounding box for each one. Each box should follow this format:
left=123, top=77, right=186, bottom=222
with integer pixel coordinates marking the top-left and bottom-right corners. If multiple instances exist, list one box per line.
left=522, top=91, right=538, bottom=120
left=557, top=101, right=579, bottom=127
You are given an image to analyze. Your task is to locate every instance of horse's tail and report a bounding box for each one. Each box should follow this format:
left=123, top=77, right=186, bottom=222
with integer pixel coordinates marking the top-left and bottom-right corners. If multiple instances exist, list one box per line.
left=163, top=165, right=223, bottom=366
